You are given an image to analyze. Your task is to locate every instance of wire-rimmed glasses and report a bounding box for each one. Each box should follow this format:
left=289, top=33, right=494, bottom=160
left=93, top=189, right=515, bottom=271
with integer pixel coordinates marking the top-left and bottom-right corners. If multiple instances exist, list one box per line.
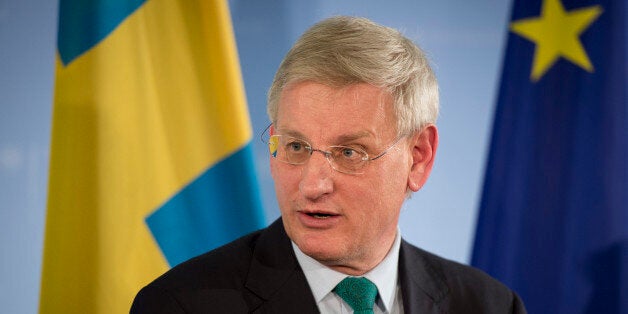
left=261, top=125, right=403, bottom=175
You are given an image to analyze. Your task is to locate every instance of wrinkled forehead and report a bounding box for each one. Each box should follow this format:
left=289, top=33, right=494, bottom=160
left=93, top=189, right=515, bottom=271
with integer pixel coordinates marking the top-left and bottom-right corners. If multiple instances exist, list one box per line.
left=274, top=82, right=398, bottom=144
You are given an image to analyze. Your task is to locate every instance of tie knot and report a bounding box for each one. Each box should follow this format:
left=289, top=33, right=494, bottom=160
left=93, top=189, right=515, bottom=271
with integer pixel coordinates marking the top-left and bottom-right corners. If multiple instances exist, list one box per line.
left=333, top=277, right=378, bottom=314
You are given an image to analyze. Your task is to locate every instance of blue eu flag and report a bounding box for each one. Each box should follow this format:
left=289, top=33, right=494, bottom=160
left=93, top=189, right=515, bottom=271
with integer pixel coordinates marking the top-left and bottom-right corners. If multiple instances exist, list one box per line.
left=471, top=0, right=626, bottom=313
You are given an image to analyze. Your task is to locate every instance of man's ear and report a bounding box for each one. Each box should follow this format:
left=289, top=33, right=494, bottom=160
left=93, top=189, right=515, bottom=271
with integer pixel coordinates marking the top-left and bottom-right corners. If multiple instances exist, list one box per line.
left=407, top=124, right=438, bottom=192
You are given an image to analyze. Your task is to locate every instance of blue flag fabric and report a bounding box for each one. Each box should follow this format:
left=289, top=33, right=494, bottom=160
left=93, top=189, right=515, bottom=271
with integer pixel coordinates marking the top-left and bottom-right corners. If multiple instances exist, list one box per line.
left=471, top=0, right=626, bottom=313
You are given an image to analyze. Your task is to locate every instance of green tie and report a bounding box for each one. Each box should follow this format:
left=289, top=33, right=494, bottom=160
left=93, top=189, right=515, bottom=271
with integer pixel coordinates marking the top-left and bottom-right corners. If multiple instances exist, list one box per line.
left=333, top=277, right=378, bottom=314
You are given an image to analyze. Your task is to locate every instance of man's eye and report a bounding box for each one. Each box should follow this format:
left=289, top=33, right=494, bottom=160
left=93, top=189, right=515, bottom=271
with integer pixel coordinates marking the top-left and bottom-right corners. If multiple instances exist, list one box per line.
left=287, top=141, right=305, bottom=152
left=342, top=148, right=355, bottom=157
left=338, top=147, right=362, bottom=160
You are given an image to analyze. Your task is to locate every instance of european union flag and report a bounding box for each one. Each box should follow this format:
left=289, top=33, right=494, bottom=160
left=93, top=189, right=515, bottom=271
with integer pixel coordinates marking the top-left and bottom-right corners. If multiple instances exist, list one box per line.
left=471, top=0, right=626, bottom=313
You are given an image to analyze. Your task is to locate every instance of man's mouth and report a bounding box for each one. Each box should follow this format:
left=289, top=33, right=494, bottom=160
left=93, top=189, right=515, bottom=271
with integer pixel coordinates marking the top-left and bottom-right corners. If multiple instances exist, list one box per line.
left=308, top=213, right=333, bottom=219
left=302, top=211, right=338, bottom=219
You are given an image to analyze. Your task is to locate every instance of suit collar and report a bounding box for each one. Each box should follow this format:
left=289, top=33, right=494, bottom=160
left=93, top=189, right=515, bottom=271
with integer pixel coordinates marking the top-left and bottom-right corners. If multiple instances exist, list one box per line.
left=242, top=220, right=453, bottom=313
left=244, top=219, right=319, bottom=313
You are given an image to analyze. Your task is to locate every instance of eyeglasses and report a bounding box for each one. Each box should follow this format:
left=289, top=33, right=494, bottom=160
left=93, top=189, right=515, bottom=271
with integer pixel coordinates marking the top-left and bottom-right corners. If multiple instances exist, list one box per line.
left=262, top=126, right=404, bottom=175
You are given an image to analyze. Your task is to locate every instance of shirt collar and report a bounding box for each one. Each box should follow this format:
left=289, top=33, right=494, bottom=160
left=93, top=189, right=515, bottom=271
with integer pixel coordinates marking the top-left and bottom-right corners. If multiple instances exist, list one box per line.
left=292, top=230, right=401, bottom=312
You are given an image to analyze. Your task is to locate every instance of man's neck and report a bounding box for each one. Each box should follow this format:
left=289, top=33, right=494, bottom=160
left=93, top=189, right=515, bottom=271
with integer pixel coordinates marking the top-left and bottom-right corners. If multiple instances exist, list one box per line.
left=291, top=229, right=403, bottom=312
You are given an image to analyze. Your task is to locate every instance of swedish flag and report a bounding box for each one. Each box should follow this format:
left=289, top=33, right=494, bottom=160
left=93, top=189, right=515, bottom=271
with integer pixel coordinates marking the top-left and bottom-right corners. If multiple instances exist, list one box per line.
left=39, top=0, right=264, bottom=312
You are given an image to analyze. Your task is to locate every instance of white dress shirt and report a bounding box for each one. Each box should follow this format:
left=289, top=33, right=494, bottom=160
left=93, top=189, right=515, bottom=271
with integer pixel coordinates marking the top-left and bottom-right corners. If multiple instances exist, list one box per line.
left=292, top=230, right=404, bottom=313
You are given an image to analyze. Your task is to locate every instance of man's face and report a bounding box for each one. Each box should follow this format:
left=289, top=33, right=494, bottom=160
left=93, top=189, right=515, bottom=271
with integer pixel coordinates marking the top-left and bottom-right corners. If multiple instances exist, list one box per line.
left=270, top=81, right=434, bottom=275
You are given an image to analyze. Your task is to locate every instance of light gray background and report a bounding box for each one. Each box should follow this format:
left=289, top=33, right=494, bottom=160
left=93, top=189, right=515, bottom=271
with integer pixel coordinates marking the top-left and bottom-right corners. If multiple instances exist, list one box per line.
left=0, top=0, right=511, bottom=312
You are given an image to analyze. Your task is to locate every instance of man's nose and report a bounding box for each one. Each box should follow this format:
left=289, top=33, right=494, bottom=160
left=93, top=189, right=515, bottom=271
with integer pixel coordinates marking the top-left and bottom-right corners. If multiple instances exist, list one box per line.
left=299, top=151, right=334, bottom=200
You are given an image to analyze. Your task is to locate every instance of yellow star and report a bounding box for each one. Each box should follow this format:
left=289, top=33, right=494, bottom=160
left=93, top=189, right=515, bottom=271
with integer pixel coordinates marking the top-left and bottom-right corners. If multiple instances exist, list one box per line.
left=510, top=0, right=603, bottom=81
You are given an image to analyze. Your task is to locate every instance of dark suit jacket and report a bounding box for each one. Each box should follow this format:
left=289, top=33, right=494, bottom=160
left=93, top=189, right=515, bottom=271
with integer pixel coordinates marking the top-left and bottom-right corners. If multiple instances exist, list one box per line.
left=131, top=219, right=526, bottom=313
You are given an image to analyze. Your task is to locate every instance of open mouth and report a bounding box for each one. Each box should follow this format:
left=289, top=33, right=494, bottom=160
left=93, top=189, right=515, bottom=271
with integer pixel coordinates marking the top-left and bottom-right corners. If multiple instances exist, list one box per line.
left=305, top=212, right=336, bottom=219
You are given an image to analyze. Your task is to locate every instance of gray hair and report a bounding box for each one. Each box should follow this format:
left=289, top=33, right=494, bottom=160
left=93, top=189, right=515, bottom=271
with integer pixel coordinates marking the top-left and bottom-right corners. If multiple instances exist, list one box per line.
left=267, top=16, right=439, bottom=135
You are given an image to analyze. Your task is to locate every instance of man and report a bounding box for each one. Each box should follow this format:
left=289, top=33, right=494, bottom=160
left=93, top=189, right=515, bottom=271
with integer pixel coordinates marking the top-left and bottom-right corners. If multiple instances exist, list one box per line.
left=131, top=16, right=526, bottom=313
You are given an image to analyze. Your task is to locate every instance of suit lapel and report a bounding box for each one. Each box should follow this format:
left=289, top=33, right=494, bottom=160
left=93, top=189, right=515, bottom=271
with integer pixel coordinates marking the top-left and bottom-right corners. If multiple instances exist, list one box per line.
left=242, top=222, right=455, bottom=313
left=244, top=219, right=319, bottom=313
left=398, top=240, right=450, bottom=314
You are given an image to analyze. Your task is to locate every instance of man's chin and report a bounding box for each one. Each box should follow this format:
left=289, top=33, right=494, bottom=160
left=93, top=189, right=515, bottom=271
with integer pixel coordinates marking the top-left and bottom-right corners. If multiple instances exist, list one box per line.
left=296, top=240, right=345, bottom=263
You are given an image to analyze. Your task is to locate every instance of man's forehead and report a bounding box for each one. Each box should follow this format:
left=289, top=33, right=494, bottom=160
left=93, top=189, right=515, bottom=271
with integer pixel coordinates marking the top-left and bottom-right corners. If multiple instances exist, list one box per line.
left=281, top=81, right=390, bottom=101
left=274, top=81, right=398, bottom=140
left=277, top=83, right=394, bottom=115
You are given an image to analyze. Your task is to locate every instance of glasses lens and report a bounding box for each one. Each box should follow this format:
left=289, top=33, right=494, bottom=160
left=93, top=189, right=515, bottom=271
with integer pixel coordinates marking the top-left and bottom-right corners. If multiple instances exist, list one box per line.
left=267, top=135, right=370, bottom=174
left=269, top=135, right=310, bottom=164
left=268, top=135, right=279, bottom=157
left=330, top=146, right=368, bottom=173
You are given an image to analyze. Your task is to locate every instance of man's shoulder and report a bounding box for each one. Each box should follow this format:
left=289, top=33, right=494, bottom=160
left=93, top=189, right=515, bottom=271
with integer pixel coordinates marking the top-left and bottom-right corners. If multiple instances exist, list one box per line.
left=402, top=241, right=501, bottom=286
left=130, top=227, right=268, bottom=313
left=144, top=219, right=291, bottom=289
left=162, top=229, right=264, bottom=285
left=149, top=228, right=264, bottom=289
left=400, top=240, right=527, bottom=313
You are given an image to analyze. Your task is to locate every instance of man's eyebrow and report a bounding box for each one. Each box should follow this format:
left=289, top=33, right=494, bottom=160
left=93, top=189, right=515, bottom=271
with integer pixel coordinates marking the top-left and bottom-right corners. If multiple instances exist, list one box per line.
left=276, top=128, right=307, bottom=139
left=277, top=128, right=373, bottom=143
left=334, top=132, right=372, bottom=143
